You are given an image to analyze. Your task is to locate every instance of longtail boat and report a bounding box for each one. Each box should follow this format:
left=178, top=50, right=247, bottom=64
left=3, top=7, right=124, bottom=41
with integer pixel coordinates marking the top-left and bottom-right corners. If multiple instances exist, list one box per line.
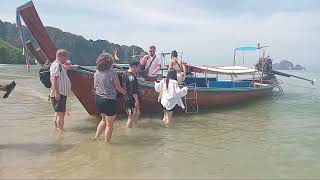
left=16, top=1, right=314, bottom=116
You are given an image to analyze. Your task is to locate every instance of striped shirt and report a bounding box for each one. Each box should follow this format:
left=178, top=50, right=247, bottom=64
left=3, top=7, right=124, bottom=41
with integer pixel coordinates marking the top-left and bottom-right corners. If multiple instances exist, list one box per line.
left=50, top=60, right=71, bottom=97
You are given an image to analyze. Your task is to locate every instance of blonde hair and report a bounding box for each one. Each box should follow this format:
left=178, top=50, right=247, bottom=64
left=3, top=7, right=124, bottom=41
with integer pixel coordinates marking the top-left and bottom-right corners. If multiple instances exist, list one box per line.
left=96, top=53, right=114, bottom=71
left=56, top=49, right=68, bottom=59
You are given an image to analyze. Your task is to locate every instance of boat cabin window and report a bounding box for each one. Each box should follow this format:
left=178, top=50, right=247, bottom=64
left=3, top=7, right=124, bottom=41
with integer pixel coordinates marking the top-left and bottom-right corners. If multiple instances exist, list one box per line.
left=184, top=77, right=217, bottom=87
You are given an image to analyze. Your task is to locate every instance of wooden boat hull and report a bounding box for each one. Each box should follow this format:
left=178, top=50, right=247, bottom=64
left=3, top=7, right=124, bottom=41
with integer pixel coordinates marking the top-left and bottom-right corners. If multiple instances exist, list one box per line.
left=69, top=70, right=273, bottom=115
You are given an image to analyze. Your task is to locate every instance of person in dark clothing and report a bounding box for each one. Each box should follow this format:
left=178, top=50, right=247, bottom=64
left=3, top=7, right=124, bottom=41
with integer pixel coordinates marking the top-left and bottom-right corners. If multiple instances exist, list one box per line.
left=122, top=61, right=141, bottom=128
left=0, top=81, right=16, bottom=99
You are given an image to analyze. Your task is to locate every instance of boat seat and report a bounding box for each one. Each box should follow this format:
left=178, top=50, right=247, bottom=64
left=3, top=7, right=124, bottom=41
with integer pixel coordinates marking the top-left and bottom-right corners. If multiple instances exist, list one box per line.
left=185, top=77, right=217, bottom=87
left=207, top=81, right=252, bottom=88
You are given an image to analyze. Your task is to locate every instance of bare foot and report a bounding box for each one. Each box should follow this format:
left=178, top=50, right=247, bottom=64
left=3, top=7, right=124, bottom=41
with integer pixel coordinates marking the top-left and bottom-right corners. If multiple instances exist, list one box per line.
left=57, top=128, right=64, bottom=134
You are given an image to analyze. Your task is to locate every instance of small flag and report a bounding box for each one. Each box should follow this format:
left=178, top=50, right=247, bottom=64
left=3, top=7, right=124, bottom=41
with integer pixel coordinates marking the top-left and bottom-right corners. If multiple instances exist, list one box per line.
left=16, top=11, right=21, bottom=28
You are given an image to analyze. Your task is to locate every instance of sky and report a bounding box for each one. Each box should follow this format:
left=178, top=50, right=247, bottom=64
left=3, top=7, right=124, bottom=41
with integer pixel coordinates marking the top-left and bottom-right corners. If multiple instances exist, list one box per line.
left=1, top=0, right=320, bottom=70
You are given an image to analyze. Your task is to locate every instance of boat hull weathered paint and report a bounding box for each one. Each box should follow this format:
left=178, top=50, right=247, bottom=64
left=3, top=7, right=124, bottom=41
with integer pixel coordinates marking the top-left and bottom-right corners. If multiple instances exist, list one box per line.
left=69, top=69, right=273, bottom=115
left=17, top=1, right=57, bottom=62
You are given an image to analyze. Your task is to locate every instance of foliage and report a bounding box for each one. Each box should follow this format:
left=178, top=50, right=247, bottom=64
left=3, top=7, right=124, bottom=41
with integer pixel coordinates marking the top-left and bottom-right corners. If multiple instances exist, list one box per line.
left=0, top=20, right=145, bottom=65
left=0, top=38, right=24, bottom=64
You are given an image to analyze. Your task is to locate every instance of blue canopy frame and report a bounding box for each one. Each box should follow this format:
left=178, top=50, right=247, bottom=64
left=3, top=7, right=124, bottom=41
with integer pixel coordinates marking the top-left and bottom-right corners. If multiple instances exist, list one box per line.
left=233, top=46, right=258, bottom=66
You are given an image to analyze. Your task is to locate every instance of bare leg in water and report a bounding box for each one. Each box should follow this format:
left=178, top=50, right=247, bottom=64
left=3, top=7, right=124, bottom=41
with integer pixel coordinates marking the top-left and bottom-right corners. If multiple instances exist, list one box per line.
left=165, top=111, right=173, bottom=124
left=94, top=114, right=106, bottom=139
left=53, top=112, right=58, bottom=129
left=162, top=111, right=166, bottom=122
left=126, top=113, right=135, bottom=128
left=105, top=115, right=115, bottom=143
left=134, top=108, right=140, bottom=124
left=56, top=112, right=66, bottom=131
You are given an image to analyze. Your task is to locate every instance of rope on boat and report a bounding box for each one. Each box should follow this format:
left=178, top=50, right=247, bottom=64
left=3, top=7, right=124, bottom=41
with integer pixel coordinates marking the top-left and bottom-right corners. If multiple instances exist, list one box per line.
left=271, top=78, right=285, bottom=95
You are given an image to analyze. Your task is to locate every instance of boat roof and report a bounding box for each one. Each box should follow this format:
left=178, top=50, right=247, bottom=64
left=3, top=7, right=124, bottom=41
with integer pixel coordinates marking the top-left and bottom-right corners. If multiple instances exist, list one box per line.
left=186, top=64, right=257, bottom=75
left=114, top=63, right=129, bottom=68
left=115, top=63, right=256, bottom=75
left=234, top=46, right=257, bottom=51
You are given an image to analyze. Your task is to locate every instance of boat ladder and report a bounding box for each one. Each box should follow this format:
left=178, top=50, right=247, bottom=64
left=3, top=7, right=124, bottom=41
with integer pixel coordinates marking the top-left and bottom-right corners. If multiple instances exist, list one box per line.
left=183, top=83, right=199, bottom=113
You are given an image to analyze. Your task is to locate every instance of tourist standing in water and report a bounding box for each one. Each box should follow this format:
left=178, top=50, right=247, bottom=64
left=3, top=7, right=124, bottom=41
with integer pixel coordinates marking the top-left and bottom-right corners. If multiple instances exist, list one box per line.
left=93, top=53, right=125, bottom=143
left=0, top=81, right=16, bottom=99
left=50, top=49, right=79, bottom=131
left=122, top=61, right=141, bottom=128
left=168, top=50, right=186, bottom=84
left=155, top=69, right=188, bottom=124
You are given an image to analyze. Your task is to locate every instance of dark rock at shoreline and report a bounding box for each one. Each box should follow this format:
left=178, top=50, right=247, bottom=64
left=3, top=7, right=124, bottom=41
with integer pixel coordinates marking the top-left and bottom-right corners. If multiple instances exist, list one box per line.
left=273, top=60, right=306, bottom=70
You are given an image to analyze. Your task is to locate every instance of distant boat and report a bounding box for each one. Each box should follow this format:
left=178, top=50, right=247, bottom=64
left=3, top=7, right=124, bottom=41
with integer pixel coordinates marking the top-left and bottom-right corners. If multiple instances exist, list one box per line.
left=17, top=1, right=313, bottom=116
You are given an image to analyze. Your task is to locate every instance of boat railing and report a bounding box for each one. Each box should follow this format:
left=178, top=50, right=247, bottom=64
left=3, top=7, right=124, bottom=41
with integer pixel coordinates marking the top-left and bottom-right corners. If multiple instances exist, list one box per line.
left=183, top=83, right=199, bottom=113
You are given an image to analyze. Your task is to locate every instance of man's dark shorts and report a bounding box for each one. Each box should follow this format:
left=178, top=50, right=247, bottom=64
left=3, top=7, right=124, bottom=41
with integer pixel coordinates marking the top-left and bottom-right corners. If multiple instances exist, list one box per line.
left=51, top=95, right=67, bottom=112
left=125, top=99, right=136, bottom=115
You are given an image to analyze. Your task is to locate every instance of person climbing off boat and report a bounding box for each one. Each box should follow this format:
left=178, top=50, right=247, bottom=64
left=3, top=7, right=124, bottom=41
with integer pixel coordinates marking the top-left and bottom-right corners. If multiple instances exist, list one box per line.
left=0, top=81, right=16, bottom=99
left=155, top=69, right=188, bottom=124
left=93, top=53, right=125, bottom=143
left=168, top=50, right=186, bottom=84
left=139, top=46, right=161, bottom=81
left=122, top=61, right=141, bottom=128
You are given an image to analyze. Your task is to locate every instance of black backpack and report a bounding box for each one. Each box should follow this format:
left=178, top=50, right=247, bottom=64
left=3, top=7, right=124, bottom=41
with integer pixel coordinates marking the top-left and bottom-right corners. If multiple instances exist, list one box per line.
left=39, top=62, right=61, bottom=88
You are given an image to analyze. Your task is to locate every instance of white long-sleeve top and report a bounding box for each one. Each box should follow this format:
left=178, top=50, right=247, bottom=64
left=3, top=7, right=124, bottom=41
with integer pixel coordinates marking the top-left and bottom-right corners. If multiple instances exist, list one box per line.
left=154, top=79, right=188, bottom=110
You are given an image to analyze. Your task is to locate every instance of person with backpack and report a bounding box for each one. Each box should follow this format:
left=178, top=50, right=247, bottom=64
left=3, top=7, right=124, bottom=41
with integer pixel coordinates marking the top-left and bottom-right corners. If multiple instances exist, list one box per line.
left=49, top=49, right=79, bottom=131
left=0, top=81, right=16, bottom=99
left=168, top=50, right=186, bottom=84
left=139, top=46, right=161, bottom=82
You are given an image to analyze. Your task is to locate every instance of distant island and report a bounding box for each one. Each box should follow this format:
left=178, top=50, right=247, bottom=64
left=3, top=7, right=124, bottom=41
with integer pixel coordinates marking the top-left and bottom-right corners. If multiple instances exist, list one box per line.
left=273, top=60, right=306, bottom=70
left=0, top=20, right=144, bottom=65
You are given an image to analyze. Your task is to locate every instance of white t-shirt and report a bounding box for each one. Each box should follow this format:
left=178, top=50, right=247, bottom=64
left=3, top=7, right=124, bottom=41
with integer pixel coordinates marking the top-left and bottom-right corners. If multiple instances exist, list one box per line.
left=50, top=61, right=71, bottom=97
left=145, top=55, right=161, bottom=77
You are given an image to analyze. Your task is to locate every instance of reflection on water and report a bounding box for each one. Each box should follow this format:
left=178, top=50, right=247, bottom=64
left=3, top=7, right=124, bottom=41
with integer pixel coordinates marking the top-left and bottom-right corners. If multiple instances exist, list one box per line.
left=0, top=65, right=320, bottom=179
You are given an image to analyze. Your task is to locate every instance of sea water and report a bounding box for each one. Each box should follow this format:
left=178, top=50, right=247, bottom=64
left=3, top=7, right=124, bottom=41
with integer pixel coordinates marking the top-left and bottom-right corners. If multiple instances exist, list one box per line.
left=0, top=64, right=319, bottom=179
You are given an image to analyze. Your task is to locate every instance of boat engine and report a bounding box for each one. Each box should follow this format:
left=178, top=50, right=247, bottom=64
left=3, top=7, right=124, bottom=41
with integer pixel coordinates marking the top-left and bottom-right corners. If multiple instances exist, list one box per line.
left=255, top=56, right=277, bottom=82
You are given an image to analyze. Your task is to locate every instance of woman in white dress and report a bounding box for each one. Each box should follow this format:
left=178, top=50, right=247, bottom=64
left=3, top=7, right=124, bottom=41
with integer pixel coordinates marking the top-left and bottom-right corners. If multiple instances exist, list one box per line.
left=168, top=50, right=186, bottom=83
left=154, top=69, right=188, bottom=124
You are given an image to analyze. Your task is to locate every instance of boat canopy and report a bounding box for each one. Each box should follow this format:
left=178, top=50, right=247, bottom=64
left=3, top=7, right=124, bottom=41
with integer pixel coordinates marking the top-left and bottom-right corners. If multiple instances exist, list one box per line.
left=234, top=46, right=257, bottom=51
left=186, top=64, right=257, bottom=75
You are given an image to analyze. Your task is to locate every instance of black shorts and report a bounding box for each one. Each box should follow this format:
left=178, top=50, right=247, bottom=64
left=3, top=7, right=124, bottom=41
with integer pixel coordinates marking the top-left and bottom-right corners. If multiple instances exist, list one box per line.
left=125, top=99, right=136, bottom=115
left=51, top=95, right=67, bottom=112
left=95, top=95, right=117, bottom=116
left=163, top=105, right=179, bottom=112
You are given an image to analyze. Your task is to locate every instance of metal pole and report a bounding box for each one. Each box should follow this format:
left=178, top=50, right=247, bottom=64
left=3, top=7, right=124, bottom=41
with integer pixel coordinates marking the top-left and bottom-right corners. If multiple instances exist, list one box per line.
left=242, top=50, right=245, bottom=64
left=233, top=49, right=236, bottom=66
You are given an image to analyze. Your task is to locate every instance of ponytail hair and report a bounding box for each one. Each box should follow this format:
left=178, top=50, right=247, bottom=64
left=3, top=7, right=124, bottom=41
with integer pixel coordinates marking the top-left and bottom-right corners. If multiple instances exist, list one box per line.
left=166, top=68, right=177, bottom=89
left=171, top=50, right=178, bottom=59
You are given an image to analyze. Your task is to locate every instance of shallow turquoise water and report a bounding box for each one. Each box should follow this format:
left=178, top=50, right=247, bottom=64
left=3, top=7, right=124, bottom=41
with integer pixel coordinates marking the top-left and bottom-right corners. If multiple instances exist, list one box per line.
left=0, top=64, right=319, bottom=179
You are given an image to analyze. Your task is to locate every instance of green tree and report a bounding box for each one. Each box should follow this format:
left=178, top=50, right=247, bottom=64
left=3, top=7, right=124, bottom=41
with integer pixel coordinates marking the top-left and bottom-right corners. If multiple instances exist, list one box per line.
left=0, top=38, right=24, bottom=64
